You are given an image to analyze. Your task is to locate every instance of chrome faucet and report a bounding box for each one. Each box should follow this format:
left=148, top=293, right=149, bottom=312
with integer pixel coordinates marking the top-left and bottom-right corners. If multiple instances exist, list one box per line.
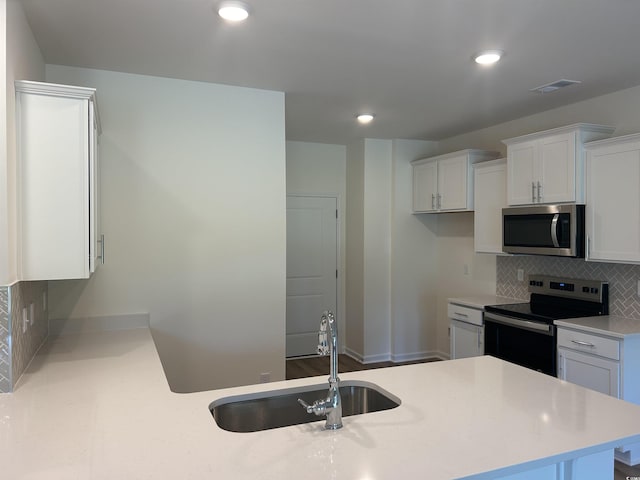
left=297, top=310, right=343, bottom=430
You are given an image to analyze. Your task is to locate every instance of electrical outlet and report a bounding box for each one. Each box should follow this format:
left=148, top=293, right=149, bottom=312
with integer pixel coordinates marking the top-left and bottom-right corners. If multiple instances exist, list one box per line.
left=517, top=269, right=524, bottom=282
left=463, top=264, right=470, bottom=276
left=259, top=372, right=271, bottom=383
left=22, top=307, right=28, bottom=333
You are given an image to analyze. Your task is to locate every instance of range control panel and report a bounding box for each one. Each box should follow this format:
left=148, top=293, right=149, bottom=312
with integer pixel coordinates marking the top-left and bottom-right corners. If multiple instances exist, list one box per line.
left=527, top=274, right=608, bottom=303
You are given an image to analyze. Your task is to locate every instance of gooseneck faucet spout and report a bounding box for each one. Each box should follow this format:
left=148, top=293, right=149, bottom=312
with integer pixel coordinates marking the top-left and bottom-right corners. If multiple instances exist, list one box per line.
left=297, top=310, right=343, bottom=430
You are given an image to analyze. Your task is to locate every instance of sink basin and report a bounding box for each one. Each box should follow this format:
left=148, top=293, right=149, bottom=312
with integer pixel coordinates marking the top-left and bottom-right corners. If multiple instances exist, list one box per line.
left=210, top=380, right=400, bottom=432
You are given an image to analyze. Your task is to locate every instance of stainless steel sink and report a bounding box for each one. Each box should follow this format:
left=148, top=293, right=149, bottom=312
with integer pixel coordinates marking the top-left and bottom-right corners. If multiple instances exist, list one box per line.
left=210, top=380, right=400, bottom=432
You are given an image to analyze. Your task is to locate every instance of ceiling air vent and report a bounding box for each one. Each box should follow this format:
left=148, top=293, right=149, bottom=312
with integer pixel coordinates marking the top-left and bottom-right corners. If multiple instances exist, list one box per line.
left=530, top=79, right=582, bottom=94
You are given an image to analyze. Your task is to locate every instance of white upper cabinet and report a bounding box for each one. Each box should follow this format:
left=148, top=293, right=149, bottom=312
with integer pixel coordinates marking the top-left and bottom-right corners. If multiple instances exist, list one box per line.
left=585, top=133, right=640, bottom=264
left=412, top=149, right=498, bottom=213
left=503, top=124, right=614, bottom=206
left=473, top=158, right=507, bottom=254
left=16, top=80, right=102, bottom=280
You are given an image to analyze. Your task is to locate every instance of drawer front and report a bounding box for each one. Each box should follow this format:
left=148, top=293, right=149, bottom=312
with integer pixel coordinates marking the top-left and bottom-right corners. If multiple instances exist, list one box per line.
left=557, top=328, right=620, bottom=360
left=447, top=303, right=483, bottom=326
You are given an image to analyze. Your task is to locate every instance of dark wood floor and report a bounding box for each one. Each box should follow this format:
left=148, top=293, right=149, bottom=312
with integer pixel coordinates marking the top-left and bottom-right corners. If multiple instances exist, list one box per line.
left=286, top=353, right=439, bottom=380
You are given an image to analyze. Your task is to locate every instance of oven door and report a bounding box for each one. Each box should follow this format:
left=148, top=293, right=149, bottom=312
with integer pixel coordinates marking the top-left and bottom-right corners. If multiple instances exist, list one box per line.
left=484, top=312, right=557, bottom=376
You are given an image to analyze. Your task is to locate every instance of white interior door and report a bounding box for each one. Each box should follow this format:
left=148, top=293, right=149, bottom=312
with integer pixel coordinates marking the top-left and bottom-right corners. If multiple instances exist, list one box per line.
left=286, top=196, right=338, bottom=357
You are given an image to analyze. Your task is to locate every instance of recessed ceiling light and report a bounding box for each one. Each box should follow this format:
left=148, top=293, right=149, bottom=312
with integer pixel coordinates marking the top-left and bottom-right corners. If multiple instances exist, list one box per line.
left=474, top=50, right=504, bottom=66
left=356, top=113, right=375, bottom=124
left=218, top=1, right=250, bottom=22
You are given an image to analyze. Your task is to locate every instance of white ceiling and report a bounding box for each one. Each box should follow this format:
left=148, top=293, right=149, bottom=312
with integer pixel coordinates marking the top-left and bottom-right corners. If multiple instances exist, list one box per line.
left=19, top=0, right=640, bottom=145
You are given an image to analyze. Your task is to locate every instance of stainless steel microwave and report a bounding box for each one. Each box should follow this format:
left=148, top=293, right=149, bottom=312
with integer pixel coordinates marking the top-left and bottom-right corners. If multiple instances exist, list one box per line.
left=502, top=204, right=585, bottom=257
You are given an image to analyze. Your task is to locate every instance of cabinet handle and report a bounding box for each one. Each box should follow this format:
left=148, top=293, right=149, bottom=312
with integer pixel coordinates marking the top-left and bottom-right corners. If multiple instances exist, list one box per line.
left=454, top=312, right=468, bottom=318
left=586, top=235, right=590, bottom=260
left=437, top=193, right=442, bottom=209
left=537, top=181, right=542, bottom=202
left=571, top=339, right=595, bottom=348
left=431, top=193, right=435, bottom=210
left=531, top=182, right=536, bottom=203
left=477, top=329, right=482, bottom=349
left=97, top=234, right=105, bottom=265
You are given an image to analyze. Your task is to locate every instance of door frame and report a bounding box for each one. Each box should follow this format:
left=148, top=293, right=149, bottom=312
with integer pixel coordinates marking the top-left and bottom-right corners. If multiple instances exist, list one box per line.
left=286, top=193, right=344, bottom=354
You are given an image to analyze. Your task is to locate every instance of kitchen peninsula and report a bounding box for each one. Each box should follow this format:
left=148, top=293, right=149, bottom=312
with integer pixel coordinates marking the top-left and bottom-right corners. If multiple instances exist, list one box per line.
left=1, top=326, right=640, bottom=479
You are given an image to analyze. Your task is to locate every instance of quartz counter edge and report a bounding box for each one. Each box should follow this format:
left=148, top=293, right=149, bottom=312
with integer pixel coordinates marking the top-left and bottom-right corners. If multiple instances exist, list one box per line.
left=555, top=315, right=640, bottom=339
left=447, top=295, right=526, bottom=309
left=2, top=327, right=640, bottom=479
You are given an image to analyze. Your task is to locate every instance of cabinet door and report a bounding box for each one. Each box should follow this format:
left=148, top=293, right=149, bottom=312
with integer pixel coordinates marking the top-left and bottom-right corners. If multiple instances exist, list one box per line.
left=18, top=93, right=90, bottom=280
left=507, top=140, right=537, bottom=205
left=450, top=320, right=483, bottom=359
left=539, top=131, right=576, bottom=203
left=558, top=347, right=620, bottom=397
left=474, top=160, right=506, bottom=254
left=438, top=154, right=468, bottom=211
left=586, top=141, right=640, bottom=263
left=413, top=161, right=438, bottom=212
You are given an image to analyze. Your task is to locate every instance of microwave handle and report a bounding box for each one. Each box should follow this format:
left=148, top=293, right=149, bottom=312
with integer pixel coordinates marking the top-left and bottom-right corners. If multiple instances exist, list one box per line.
left=551, top=213, right=560, bottom=247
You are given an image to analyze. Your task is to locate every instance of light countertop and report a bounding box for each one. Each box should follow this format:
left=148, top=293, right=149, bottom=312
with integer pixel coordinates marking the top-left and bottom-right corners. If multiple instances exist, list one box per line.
left=555, top=316, right=640, bottom=339
left=447, top=295, right=525, bottom=310
left=2, top=327, right=640, bottom=479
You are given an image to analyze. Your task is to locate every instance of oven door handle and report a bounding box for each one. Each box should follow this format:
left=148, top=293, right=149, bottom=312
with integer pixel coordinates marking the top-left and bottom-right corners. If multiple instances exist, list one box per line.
left=551, top=213, right=560, bottom=247
left=484, top=312, right=554, bottom=335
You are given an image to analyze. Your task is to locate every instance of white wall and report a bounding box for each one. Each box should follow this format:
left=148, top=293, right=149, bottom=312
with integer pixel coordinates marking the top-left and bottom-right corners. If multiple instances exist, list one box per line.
left=345, top=140, right=365, bottom=355
left=45, top=65, right=286, bottom=392
left=286, top=141, right=347, bottom=344
left=362, top=139, right=393, bottom=361
left=390, top=139, right=440, bottom=360
left=436, top=84, right=640, bottom=156
left=433, top=214, right=499, bottom=355
left=346, top=138, right=443, bottom=363
left=0, top=0, right=44, bottom=285
left=346, top=138, right=393, bottom=362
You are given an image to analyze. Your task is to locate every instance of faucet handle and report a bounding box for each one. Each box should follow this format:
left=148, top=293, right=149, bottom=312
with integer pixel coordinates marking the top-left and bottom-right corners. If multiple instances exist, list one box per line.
left=318, top=329, right=329, bottom=355
left=297, top=398, right=314, bottom=413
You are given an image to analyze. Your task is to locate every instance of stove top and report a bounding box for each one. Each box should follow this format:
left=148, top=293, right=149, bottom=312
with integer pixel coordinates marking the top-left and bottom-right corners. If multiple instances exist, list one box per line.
left=484, top=302, right=596, bottom=324
left=485, top=274, right=609, bottom=324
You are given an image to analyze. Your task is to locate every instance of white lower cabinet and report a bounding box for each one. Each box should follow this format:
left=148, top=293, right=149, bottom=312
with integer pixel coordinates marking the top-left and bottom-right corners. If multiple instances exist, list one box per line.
left=557, top=325, right=640, bottom=465
left=448, top=303, right=484, bottom=359
left=450, top=319, right=483, bottom=359
left=558, top=347, right=620, bottom=397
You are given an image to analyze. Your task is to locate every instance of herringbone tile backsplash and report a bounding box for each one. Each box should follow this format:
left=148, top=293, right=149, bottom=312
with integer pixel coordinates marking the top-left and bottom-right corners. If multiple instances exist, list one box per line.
left=497, top=256, right=640, bottom=319
left=0, top=281, right=48, bottom=393
left=0, top=287, right=9, bottom=393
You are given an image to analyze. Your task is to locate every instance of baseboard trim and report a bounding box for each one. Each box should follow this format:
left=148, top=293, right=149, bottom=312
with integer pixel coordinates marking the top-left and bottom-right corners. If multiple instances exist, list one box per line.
left=391, top=350, right=448, bottom=362
left=50, top=313, right=150, bottom=336
left=345, top=347, right=449, bottom=364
